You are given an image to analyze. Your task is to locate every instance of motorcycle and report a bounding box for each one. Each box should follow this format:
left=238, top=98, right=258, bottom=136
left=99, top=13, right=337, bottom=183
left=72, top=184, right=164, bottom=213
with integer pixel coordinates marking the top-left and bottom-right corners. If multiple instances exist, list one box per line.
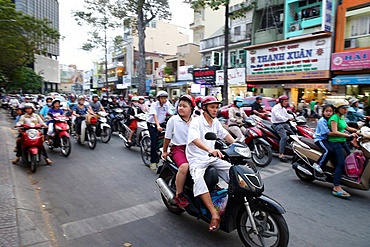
left=156, top=132, right=289, bottom=247
left=76, top=116, right=97, bottom=149
left=110, top=108, right=126, bottom=134
left=19, top=123, right=44, bottom=173
left=120, top=113, right=149, bottom=149
left=220, top=116, right=273, bottom=167
left=47, top=115, right=71, bottom=157
left=291, top=128, right=370, bottom=190
left=10, top=104, right=18, bottom=119
left=93, top=111, right=112, bottom=143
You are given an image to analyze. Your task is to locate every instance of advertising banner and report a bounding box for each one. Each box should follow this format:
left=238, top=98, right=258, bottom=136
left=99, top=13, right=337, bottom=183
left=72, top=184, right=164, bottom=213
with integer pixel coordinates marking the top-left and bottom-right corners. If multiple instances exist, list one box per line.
left=246, top=37, right=332, bottom=81
left=215, top=68, right=246, bottom=86
left=178, top=65, right=193, bottom=81
left=193, top=67, right=217, bottom=84
left=332, top=49, right=370, bottom=70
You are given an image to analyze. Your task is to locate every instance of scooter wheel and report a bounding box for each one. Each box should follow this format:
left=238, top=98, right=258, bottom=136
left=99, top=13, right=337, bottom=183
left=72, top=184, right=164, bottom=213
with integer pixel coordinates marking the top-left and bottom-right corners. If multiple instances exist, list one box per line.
left=30, top=154, right=37, bottom=173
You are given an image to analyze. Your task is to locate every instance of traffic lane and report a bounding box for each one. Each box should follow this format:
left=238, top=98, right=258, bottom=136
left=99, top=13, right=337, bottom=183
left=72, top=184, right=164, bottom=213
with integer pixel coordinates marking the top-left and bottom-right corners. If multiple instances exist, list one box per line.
left=30, top=135, right=244, bottom=246
left=263, top=170, right=370, bottom=247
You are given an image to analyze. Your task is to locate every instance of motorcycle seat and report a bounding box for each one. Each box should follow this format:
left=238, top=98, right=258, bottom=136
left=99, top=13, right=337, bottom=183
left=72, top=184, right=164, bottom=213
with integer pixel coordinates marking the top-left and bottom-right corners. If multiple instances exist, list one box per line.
left=299, top=137, right=322, bottom=151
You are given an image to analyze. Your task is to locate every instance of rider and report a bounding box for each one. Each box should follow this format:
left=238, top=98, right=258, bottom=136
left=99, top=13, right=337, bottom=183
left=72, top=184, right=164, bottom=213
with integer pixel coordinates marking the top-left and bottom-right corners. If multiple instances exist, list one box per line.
left=39, top=96, right=54, bottom=119
left=329, top=99, right=358, bottom=198
left=108, top=95, right=121, bottom=125
left=193, top=96, right=203, bottom=117
left=138, top=96, right=149, bottom=113
left=347, top=98, right=370, bottom=123
left=228, top=96, right=248, bottom=142
left=186, top=96, right=235, bottom=231
left=162, top=95, right=195, bottom=208
left=67, top=94, right=78, bottom=112
left=73, top=96, right=93, bottom=141
left=46, top=99, right=64, bottom=142
left=251, top=95, right=268, bottom=116
left=126, top=96, right=144, bottom=145
left=270, top=95, right=294, bottom=162
left=89, top=94, right=105, bottom=113
left=100, top=95, right=109, bottom=108
left=147, top=91, right=173, bottom=170
left=12, top=103, right=52, bottom=165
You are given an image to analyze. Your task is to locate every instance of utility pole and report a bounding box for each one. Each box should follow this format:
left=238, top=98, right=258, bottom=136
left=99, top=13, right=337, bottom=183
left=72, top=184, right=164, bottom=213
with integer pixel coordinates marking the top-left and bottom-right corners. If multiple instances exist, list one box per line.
left=222, top=2, right=230, bottom=105
left=103, top=20, right=109, bottom=98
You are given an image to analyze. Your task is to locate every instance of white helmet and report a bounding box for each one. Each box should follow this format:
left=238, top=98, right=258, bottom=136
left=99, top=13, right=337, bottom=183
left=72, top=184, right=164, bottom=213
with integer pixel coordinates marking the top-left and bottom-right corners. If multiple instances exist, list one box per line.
left=333, top=99, right=349, bottom=109
left=156, top=90, right=168, bottom=98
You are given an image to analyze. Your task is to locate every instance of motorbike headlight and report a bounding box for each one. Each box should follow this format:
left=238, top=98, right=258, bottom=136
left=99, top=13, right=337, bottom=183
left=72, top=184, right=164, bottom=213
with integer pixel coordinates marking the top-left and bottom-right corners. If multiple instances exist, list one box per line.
left=100, top=118, right=107, bottom=123
left=235, top=146, right=251, bottom=158
left=26, top=129, right=38, bottom=139
left=248, top=130, right=258, bottom=137
left=238, top=174, right=250, bottom=189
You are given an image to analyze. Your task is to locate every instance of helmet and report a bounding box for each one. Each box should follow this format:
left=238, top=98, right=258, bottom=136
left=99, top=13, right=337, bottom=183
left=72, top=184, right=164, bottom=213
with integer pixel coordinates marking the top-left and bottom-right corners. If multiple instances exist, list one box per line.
left=333, top=99, right=349, bottom=109
left=148, top=94, right=154, bottom=99
left=278, top=95, right=289, bottom=103
left=69, top=94, right=76, bottom=99
left=92, top=94, right=99, bottom=99
left=60, top=102, right=68, bottom=110
left=51, top=99, right=60, bottom=107
left=128, top=94, right=133, bottom=99
left=349, top=98, right=359, bottom=105
left=24, top=103, right=35, bottom=110
left=45, top=96, right=53, bottom=102
left=256, top=95, right=262, bottom=100
left=138, top=96, right=145, bottom=100
left=195, top=96, right=203, bottom=105
left=156, top=90, right=169, bottom=98
left=131, top=96, right=139, bottom=101
left=179, top=94, right=195, bottom=107
left=201, top=96, right=221, bottom=107
left=77, top=95, right=85, bottom=101
left=233, top=96, right=243, bottom=102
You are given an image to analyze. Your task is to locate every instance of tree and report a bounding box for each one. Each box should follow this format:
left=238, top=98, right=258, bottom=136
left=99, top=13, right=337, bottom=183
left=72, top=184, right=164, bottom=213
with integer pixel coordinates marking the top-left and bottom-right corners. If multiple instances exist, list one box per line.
left=73, top=0, right=123, bottom=97
left=8, top=67, right=43, bottom=93
left=185, top=0, right=254, bottom=105
left=0, top=0, right=60, bottom=89
left=113, top=0, right=171, bottom=96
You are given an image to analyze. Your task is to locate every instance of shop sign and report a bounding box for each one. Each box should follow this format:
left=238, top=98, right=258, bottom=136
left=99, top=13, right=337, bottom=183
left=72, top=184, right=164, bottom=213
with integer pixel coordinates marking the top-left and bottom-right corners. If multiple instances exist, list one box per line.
left=332, top=49, right=370, bottom=70
left=215, top=68, right=246, bottom=86
left=246, top=37, right=331, bottom=81
left=253, top=83, right=329, bottom=89
left=178, top=65, right=193, bottom=81
left=193, top=67, right=216, bottom=84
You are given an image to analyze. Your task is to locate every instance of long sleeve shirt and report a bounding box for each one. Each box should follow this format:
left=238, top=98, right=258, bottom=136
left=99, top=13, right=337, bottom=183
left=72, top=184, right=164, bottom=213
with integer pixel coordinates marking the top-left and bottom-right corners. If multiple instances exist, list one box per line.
left=271, top=104, right=291, bottom=124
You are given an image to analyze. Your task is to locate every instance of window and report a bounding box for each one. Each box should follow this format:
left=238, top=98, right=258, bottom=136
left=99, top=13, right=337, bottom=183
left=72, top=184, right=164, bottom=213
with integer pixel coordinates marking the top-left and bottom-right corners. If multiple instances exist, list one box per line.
left=350, top=16, right=370, bottom=37
left=230, top=51, right=237, bottom=66
left=151, top=20, right=157, bottom=28
left=146, top=22, right=149, bottom=27
left=234, top=26, right=241, bottom=36
left=246, top=23, right=252, bottom=38
left=238, top=50, right=246, bottom=64
left=154, top=62, right=159, bottom=70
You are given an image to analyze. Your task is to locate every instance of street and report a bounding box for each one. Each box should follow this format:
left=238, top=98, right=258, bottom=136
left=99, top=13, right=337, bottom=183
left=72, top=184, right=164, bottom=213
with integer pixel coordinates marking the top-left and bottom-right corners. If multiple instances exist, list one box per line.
left=2, top=111, right=370, bottom=247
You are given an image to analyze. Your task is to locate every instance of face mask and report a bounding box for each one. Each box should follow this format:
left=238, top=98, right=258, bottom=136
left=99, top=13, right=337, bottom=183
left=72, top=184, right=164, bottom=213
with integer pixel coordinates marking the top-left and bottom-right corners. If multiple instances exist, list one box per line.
left=78, top=101, right=84, bottom=105
left=133, top=102, right=139, bottom=107
left=236, top=102, right=242, bottom=107
left=47, top=102, right=52, bottom=107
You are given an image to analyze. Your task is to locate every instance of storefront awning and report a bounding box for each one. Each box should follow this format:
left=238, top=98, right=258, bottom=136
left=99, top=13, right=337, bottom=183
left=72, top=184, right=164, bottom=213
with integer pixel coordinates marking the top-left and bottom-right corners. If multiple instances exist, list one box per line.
left=167, top=81, right=191, bottom=87
left=332, top=75, right=370, bottom=85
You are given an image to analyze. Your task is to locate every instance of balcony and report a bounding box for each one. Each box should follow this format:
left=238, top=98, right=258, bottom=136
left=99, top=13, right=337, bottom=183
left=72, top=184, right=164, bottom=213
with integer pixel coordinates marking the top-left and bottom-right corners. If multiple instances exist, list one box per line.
left=254, top=28, right=284, bottom=44
left=256, top=0, right=285, bottom=10
left=190, top=18, right=205, bottom=30
left=200, top=35, right=225, bottom=51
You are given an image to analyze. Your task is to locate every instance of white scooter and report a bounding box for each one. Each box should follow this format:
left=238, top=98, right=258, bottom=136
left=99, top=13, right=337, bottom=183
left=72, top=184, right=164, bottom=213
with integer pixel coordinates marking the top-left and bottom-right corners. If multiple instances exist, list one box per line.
left=77, top=117, right=97, bottom=150
left=92, top=111, right=112, bottom=143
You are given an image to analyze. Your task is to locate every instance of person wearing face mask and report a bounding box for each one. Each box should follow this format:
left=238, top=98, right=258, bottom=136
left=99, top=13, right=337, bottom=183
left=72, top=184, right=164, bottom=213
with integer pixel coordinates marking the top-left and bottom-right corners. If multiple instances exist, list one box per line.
left=228, top=96, right=248, bottom=142
left=39, top=96, right=54, bottom=120
left=126, top=96, right=144, bottom=145
left=73, top=96, right=94, bottom=141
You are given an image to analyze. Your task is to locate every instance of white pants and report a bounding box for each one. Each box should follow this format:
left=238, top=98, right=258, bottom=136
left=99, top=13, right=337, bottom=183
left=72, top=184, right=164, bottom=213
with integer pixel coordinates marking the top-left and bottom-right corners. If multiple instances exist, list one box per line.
left=189, top=158, right=231, bottom=197
left=47, top=122, right=54, bottom=136
left=229, top=126, right=246, bottom=142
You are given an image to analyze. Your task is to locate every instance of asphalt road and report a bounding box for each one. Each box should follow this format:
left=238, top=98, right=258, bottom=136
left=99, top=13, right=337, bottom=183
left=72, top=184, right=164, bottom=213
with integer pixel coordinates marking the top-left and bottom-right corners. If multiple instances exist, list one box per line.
left=7, top=115, right=370, bottom=247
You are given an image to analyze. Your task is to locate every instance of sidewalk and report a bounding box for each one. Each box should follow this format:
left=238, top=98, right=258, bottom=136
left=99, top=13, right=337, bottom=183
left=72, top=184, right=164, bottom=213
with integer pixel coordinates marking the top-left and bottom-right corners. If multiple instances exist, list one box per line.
left=0, top=114, right=19, bottom=246
left=0, top=111, right=54, bottom=247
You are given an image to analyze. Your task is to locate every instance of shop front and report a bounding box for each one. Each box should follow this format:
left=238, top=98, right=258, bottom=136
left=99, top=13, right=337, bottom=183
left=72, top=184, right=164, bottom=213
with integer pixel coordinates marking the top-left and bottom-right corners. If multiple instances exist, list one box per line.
left=192, top=67, right=218, bottom=97
left=245, top=33, right=332, bottom=104
left=216, top=68, right=247, bottom=103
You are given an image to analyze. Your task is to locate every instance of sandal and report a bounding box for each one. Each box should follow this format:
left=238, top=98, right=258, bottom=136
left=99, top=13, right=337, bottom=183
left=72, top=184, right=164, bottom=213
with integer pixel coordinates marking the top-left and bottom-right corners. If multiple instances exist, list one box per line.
left=332, top=190, right=351, bottom=198
left=279, top=156, right=288, bottom=162
left=209, top=217, right=221, bottom=232
left=45, top=158, right=53, bottom=165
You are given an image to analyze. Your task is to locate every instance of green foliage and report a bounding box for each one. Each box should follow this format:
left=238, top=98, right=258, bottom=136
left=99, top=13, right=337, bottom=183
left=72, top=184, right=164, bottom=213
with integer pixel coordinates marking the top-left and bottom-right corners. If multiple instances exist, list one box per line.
left=0, top=0, right=60, bottom=88
left=163, top=66, right=173, bottom=75
left=8, top=67, right=43, bottom=93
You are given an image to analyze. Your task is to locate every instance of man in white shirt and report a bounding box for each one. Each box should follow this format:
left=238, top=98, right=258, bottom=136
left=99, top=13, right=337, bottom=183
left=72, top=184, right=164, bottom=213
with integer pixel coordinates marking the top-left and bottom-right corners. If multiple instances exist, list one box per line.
left=147, top=91, right=173, bottom=169
left=186, top=95, right=235, bottom=232
left=270, top=95, right=293, bottom=162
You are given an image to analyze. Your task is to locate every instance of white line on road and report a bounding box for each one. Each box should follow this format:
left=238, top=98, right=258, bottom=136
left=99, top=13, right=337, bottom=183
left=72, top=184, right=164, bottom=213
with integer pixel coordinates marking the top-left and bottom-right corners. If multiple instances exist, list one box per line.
left=61, top=200, right=164, bottom=241
left=258, top=162, right=292, bottom=179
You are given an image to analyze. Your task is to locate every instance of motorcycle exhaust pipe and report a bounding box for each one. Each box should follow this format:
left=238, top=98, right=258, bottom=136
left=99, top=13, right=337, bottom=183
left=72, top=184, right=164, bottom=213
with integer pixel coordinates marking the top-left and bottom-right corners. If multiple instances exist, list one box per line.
left=118, top=133, right=125, bottom=140
left=292, top=163, right=313, bottom=176
left=155, top=178, right=175, bottom=204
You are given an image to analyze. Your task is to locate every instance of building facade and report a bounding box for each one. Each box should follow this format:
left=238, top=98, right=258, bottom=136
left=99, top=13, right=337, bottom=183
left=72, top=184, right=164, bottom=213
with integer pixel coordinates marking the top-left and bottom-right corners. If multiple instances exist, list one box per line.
left=12, top=0, right=60, bottom=93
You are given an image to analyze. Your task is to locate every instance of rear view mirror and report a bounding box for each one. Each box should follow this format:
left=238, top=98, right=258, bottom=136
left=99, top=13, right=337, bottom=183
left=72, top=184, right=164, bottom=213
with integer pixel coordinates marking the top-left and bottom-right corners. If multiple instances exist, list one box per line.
left=235, top=112, right=241, bottom=117
left=194, top=110, right=201, bottom=116
left=205, top=132, right=217, bottom=140
left=287, top=110, right=293, bottom=114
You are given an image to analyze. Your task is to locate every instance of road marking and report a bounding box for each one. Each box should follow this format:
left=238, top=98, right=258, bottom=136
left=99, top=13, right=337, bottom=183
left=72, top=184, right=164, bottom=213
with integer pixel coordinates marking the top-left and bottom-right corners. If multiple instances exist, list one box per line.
left=259, top=163, right=291, bottom=179
left=61, top=200, right=164, bottom=240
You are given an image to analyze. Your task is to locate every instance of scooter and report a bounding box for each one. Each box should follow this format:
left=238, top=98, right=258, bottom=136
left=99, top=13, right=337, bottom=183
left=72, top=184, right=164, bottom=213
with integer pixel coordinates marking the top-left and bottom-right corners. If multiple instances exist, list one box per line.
left=93, top=111, right=112, bottom=143
left=110, top=108, right=126, bottom=134
left=19, top=123, right=44, bottom=173
left=291, top=128, right=370, bottom=190
left=156, top=132, right=289, bottom=247
left=47, top=115, right=71, bottom=157
left=220, top=116, right=273, bottom=167
left=120, top=113, right=149, bottom=149
left=77, top=117, right=97, bottom=150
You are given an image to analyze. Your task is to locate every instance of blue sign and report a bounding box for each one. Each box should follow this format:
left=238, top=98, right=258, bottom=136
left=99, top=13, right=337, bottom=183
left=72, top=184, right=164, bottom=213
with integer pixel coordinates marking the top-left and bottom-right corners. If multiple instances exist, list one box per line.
left=332, top=75, right=370, bottom=85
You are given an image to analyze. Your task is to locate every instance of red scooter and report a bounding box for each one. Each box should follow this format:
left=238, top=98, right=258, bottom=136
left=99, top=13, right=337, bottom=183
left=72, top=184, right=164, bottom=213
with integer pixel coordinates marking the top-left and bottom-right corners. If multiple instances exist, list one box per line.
left=47, top=115, right=71, bottom=157
left=20, top=124, right=44, bottom=173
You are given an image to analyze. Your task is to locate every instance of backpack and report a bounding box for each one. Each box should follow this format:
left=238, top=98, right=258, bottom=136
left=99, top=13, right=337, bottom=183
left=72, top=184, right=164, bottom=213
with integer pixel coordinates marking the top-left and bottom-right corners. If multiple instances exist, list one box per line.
left=344, top=150, right=365, bottom=183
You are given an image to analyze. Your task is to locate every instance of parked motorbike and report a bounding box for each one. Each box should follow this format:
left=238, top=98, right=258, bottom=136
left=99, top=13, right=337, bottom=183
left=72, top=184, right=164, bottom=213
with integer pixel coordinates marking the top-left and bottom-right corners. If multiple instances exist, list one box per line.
left=220, top=116, right=273, bottom=167
left=156, top=132, right=289, bottom=247
left=291, top=128, right=370, bottom=190
left=76, top=117, right=97, bottom=149
left=93, top=111, right=112, bottom=143
left=47, top=115, right=71, bottom=157
left=120, top=113, right=149, bottom=149
left=19, top=124, right=44, bottom=173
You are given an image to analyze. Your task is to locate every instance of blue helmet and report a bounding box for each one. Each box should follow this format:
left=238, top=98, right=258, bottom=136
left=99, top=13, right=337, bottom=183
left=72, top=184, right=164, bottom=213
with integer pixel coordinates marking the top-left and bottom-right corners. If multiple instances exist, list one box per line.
left=233, top=96, right=243, bottom=102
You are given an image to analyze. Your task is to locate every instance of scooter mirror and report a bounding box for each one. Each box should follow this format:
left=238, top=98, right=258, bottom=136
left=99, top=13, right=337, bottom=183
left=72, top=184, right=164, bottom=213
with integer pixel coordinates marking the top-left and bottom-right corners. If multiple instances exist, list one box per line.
left=287, top=110, right=293, bottom=114
left=235, top=112, right=241, bottom=117
left=205, top=132, right=217, bottom=140
left=194, top=110, right=201, bottom=116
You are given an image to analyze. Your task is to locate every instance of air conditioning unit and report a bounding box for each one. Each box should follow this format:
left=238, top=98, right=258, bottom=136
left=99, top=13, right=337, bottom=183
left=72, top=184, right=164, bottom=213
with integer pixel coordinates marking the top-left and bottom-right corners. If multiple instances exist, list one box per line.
left=229, top=6, right=234, bottom=13
left=344, top=38, right=358, bottom=49
left=289, top=23, right=301, bottom=32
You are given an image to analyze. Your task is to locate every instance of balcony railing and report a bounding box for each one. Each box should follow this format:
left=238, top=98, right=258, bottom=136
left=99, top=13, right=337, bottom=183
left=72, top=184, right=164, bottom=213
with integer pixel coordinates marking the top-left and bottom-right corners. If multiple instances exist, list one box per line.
left=200, top=33, right=251, bottom=51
